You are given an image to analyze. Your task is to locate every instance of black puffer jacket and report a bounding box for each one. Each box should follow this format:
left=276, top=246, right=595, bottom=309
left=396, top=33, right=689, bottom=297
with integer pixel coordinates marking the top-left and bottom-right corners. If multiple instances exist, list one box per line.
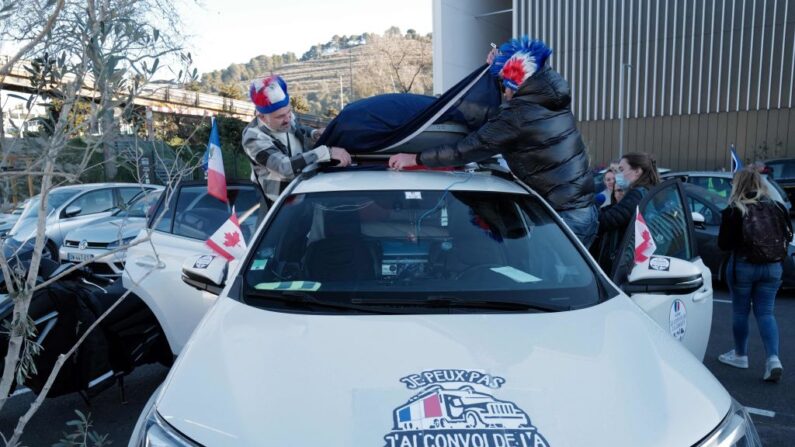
left=418, top=66, right=594, bottom=211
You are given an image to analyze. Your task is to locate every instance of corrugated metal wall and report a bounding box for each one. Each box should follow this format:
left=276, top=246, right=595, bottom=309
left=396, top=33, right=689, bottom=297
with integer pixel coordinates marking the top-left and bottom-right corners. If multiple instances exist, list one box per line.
left=516, top=0, right=795, bottom=169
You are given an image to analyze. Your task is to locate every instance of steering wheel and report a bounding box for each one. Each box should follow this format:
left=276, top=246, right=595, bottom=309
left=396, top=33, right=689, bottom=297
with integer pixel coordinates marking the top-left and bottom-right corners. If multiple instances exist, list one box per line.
left=454, top=263, right=503, bottom=281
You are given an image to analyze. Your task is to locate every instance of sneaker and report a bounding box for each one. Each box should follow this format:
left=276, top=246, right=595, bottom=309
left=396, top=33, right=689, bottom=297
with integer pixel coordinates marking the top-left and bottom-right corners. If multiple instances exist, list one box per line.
left=764, top=356, right=783, bottom=383
left=718, top=350, right=749, bottom=369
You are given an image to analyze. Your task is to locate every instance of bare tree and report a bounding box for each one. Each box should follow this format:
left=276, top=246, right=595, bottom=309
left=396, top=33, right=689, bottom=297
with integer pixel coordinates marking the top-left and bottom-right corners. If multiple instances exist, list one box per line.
left=0, top=0, right=203, bottom=443
left=367, top=33, right=432, bottom=94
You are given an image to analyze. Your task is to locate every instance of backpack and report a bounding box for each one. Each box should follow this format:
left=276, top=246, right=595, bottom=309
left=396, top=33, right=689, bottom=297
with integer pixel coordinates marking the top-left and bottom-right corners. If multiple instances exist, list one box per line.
left=741, top=201, right=792, bottom=263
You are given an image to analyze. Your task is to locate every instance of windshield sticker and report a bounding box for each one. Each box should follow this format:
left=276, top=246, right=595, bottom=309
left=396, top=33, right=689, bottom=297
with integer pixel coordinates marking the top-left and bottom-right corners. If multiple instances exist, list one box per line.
left=490, top=267, right=542, bottom=283
left=648, top=256, right=671, bottom=272
left=193, top=255, right=215, bottom=269
left=384, top=369, right=550, bottom=447
left=254, top=281, right=321, bottom=291
left=405, top=192, right=423, bottom=200
left=669, top=299, right=687, bottom=341
left=250, top=258, right=269, bottom=271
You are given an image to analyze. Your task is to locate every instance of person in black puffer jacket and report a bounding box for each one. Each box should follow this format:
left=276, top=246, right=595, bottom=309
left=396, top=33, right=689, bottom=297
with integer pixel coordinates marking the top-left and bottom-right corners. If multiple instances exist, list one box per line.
left=593, top=153, right=660, bottom=274
left=388, top=37, right=597, bottom=247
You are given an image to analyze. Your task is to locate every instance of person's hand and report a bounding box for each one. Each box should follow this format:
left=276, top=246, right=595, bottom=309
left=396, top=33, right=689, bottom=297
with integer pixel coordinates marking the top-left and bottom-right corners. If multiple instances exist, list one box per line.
left=389, top=153, right=419, bottom=170
left=330, top=147, right=351, bottom=167
left=486, top=47, right=498, bottom=65
left=312, top=127, right=326, bottom=140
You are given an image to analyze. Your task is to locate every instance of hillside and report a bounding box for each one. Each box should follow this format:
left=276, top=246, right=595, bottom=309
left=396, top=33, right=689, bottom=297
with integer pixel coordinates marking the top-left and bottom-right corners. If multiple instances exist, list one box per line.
left=199, top=28, right=432, bottom=116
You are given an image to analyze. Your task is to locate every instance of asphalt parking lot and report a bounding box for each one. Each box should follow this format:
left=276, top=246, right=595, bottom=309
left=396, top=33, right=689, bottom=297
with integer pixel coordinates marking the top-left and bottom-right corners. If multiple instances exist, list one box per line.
left=0, top=287, right=793, bottom=446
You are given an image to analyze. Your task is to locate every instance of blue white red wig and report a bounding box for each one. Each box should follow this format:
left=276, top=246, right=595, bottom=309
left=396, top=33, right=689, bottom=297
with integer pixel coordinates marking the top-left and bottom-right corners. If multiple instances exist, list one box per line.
left=249, top=75, right=290, bottom=114
left=490, top=37, right=552, bottom=91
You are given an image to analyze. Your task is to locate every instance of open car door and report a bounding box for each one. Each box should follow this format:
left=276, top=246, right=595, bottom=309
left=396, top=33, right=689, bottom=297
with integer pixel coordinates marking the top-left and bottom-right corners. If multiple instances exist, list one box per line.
left=610, top=179, right=713, bottom=361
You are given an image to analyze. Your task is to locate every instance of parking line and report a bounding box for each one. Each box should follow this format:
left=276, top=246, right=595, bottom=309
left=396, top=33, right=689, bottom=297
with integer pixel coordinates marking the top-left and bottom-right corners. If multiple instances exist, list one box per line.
left=714, top=299, right=732, bottom=304
left=745, top=407, right=776, bottom=418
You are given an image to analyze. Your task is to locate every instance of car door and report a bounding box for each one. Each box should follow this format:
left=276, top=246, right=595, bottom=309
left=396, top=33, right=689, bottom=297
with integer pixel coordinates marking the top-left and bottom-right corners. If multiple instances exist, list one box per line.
left=123, top=182, right=266, bottom=355
left=686, top=194, right=724, bottom=278
left=56, top=188, right=117, bottom=245
left=612, top=179, right=713, bottom=361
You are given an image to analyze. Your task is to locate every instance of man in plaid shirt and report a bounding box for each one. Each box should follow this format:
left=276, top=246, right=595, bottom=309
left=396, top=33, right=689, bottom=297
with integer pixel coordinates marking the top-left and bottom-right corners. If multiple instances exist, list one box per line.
left=242, top=75, right=351, bottom=204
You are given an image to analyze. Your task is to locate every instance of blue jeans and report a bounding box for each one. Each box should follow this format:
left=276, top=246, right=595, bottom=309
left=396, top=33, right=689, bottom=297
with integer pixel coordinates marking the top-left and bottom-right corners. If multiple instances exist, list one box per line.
left=558, top=204, right=599, bottom=248
left=726, top=256, right=782, bottom=358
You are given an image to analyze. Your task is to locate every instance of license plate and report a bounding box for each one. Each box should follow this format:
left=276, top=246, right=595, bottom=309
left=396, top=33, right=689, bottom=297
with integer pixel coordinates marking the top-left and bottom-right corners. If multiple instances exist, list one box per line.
left=67, top=253, right=94, bottom=262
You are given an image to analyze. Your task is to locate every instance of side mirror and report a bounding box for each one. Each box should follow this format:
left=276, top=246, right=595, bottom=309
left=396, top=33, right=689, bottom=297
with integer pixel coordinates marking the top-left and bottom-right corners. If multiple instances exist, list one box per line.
left=181, top=254, right=228, bottom=295
left=63, top=205, right=82, bottom=217
left=622, top=256, right=704, bottom=295
left=691, top=211, right=706, bottom=229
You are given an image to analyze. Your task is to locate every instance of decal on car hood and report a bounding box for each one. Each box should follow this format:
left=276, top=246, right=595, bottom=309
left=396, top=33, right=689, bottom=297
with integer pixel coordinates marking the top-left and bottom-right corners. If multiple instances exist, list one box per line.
left=385, top=369, right=549, bottom=447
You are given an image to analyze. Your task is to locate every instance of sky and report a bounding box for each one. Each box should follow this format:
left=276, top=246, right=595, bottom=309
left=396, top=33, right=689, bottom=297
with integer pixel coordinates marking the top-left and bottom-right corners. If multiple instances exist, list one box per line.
left=180, top=0, right=433, bottom=74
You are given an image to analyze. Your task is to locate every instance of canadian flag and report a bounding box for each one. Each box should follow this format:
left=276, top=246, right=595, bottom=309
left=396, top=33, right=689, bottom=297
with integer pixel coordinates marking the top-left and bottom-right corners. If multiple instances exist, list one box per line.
left=206, top=209, right=247, bottom=261
left=634, top=206, right=657, bottom=264
left=204, top=118, right=227, bottom=203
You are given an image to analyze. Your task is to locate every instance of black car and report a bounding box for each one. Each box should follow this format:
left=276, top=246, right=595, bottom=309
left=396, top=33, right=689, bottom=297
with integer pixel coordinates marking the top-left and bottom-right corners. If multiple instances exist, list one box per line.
left=683, top=183, right=795, bottom=288
left=764, top=158, right=795, bottom=212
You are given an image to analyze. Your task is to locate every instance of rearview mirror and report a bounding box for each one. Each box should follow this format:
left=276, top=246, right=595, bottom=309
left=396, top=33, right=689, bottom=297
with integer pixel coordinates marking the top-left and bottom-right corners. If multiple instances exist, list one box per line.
left=181, top=254, right=228, bottom=295
left=691, top=211, right=706, bottom=229
left=63, top=205, right=82, bottom=217
left=622, top=256, right=704, bottom=295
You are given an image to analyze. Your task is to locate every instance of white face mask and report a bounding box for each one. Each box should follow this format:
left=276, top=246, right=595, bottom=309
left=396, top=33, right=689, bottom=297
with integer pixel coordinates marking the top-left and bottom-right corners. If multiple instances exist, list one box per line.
left=614, top=172, right=631, bottom=190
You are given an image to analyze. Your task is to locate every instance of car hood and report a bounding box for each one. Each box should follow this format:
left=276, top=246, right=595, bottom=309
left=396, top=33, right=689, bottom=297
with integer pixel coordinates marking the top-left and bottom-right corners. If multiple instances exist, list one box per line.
left=64, top=217, right=146, bottom=242
left=156, top=296, right=730, bottom=447
left=8, top=217, right=52, bottom=242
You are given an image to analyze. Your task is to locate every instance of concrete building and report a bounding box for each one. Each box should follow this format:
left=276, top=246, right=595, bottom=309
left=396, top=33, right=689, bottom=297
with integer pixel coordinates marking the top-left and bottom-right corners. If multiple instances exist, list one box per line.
left=433, top=0, right=795, bottom=170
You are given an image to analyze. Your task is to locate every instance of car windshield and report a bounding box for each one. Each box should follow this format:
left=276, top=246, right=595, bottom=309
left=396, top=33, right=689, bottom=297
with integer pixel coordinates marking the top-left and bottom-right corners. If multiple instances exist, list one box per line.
left=764, top=176, right=789, bottom=204
left=115, top=191, right=161, bottom=218
left=17, top=190, right=80, bottom=220
left=243, top=190, right=603, bottom=314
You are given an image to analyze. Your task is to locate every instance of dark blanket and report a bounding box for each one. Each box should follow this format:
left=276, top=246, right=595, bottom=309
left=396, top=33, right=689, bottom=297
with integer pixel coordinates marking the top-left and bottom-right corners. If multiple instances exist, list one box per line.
left=315, top=65, right=502, bottom=153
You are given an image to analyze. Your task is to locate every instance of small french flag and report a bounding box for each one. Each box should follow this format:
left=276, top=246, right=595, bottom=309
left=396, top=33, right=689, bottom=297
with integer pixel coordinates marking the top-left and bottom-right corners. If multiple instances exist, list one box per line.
left=204, top=118, right=227, bottom=203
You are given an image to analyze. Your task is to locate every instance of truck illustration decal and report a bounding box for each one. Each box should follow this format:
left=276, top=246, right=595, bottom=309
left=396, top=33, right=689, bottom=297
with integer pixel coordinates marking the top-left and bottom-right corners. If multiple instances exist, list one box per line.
left=384, top=369, right=550, bottom=447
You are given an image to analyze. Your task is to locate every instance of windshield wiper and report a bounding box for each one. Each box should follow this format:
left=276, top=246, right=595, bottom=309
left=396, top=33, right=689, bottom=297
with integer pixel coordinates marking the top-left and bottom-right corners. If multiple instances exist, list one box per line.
left=246, top=289, right=397, bottom=314
left=355, top=296, right=572, bottom=313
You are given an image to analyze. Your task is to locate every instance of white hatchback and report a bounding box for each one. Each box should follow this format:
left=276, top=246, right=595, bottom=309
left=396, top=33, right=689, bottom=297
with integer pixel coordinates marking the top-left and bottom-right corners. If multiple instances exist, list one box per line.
left=130, top=167, right=759, bottom=447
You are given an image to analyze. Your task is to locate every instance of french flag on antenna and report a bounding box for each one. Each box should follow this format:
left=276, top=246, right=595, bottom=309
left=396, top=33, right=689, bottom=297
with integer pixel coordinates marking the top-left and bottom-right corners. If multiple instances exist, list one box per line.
left=730, top=144, right=743, bottom=173
left=204, top=118, right=227, bottom=202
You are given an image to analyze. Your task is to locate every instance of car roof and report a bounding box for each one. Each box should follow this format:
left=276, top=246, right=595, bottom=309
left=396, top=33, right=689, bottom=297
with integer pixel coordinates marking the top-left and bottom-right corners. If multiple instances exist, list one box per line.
left=664, top=170, right=776, bottom=180
left=292, top=170, right=529, bottom=195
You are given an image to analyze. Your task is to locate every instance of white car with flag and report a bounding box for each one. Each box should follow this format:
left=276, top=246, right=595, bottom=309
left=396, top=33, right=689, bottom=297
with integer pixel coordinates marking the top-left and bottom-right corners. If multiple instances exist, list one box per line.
left=125, top=164, right=754, bottom=447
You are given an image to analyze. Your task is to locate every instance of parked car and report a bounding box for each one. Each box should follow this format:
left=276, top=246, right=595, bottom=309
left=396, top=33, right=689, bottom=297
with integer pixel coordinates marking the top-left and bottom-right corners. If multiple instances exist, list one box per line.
left=6, top=183, right=160, bottom=260
left=124, top=162, right=765, bottom=447
left=682, top=182, right=795, bottom=287
left=763, top=158, right=795, bottom=210
left=59, top=188, right=163, bottom=278
left=662, top=170, right=792, bottom=212
left=0, top=200, right=29, bottom=238
left=122, top=180, right=267, bottom=356
left=0, top=241, right=171, bottom=399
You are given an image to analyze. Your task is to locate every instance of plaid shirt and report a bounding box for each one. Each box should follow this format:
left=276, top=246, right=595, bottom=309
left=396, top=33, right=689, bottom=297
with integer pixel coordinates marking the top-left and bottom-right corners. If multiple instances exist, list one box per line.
left=241, top=118, right=330, bottom=203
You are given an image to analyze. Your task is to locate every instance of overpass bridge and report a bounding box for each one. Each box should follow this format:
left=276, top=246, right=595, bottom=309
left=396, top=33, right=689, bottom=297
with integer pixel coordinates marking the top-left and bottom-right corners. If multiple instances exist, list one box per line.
left=1, top=55, right=256, bottom=121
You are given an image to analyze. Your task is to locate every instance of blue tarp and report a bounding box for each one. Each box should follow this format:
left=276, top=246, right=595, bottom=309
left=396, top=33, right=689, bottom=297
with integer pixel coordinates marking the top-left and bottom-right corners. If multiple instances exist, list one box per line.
left=315, top=65, right=502, bottom=154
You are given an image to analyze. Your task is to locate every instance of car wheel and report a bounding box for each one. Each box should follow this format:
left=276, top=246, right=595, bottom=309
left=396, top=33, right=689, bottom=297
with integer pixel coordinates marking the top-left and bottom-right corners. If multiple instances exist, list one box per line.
left=42, top=242, right=58, bottom=262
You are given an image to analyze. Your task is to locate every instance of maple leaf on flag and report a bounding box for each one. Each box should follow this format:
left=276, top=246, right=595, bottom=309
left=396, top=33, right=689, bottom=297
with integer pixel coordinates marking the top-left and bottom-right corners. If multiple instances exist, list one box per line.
left=223, top=231, right=241, bottom=247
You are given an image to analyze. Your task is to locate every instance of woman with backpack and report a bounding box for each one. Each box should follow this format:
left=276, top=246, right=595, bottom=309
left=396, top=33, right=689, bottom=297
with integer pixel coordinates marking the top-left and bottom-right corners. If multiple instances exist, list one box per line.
left=717, top=168, right=792, bottom=383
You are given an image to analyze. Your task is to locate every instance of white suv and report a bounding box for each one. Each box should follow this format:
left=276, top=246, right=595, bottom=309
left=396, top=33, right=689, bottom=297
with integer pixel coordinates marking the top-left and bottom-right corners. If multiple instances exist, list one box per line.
left=129, top=164, right=760, bottom=447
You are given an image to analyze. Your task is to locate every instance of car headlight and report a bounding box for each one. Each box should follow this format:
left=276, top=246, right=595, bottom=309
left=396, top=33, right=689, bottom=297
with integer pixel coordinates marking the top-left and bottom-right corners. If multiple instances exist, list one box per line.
left=697, top=399, right=762, bottom=447
left=130, top=396, right=198, bottom=447
left=108, top=236, right=136, bottom=249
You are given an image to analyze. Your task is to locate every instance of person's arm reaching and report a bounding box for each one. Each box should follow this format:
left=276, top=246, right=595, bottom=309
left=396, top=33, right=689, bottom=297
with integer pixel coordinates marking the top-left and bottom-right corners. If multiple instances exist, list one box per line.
left=389, top=110, right=519, bottom=170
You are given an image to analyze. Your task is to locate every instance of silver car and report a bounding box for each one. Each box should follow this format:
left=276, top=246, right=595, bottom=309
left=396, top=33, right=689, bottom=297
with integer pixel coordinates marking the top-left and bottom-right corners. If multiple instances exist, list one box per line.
left=60, top=189, right=163, bottom=277
left=7, top=183, right=161, bottom=260
left=661, top=170, right=792, bottom=211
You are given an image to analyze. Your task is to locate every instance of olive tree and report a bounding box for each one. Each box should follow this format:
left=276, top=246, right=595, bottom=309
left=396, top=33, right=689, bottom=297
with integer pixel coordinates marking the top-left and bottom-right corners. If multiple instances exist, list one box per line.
left=0, top=0, right=203, bottom=444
